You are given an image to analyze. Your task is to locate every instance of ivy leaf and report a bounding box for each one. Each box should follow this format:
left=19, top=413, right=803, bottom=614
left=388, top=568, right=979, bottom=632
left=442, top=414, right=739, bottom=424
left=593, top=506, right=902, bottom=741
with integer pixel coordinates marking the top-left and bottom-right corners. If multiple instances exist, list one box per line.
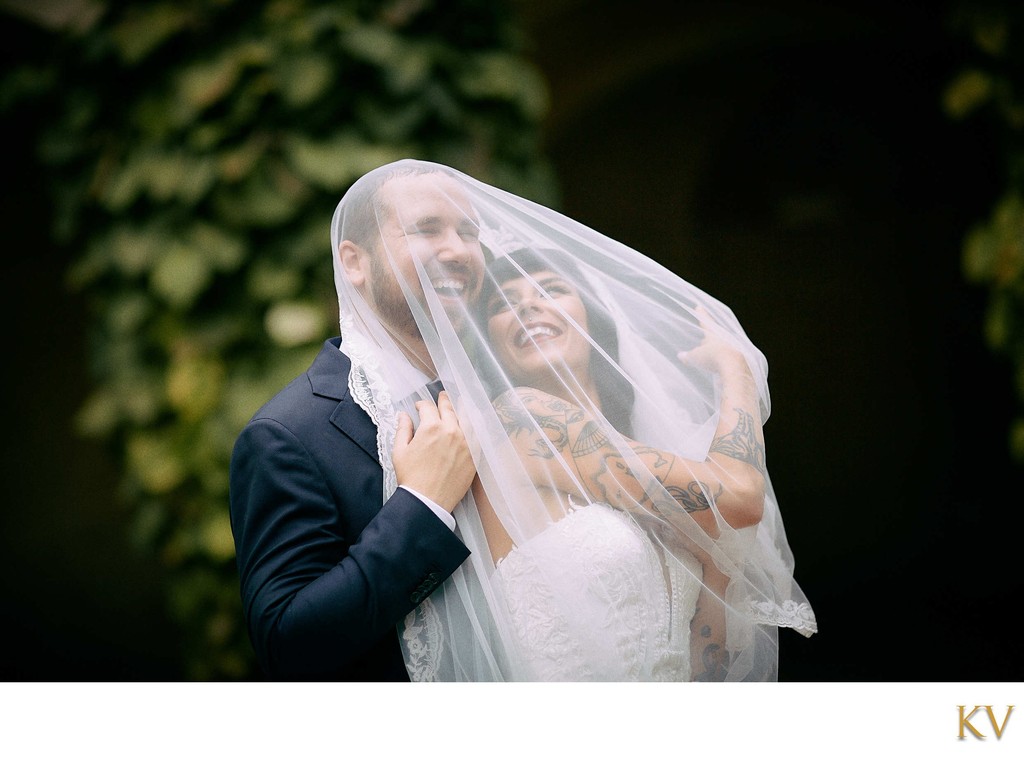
left=943, top=69, right=993, bottom=120
left=283, top=132, right=409, bottom=189
left=246, top=260, right=304, bottom=300
left=265, top=300, right=329, bottom=347
left=167, top=351, right=226, bottom=421
left=1011, top=418, right=1024, bottom=463
left=75, top=387, right=122, bottom=438
left=150, top=241, right=214, bottom=309
left=342, top=24, right=432, bottom=94
left=189, top=222, right=246, bottom=272
left=107, top=293, right=153, bottom=336
left=212, top=165, right=304, bottom=226
left=985, top=292, right=1011, bottom=351
left=127, top=431, right=187, bottom=494
left=200, top=514, right=237, bottom=562
left=111, top=3, right=193, bottom=64
left=458, top=52, right=549, bottom=119
left=275, top=53, right=334, bottom=107
left=177, top=54, right=245, bottom=114
left=963, top=224, right=997, bottom=283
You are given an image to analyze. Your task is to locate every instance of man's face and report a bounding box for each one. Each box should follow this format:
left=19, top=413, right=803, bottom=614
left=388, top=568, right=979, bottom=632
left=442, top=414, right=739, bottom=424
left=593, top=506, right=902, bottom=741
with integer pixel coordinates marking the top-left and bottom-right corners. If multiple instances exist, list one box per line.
left=366, top=173, right=485, bottom=340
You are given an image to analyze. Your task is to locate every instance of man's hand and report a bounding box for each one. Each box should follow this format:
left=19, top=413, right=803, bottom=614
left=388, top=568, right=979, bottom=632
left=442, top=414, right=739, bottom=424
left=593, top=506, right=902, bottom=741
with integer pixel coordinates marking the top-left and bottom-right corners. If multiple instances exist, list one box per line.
left=393, top=391, right=477, bottom=511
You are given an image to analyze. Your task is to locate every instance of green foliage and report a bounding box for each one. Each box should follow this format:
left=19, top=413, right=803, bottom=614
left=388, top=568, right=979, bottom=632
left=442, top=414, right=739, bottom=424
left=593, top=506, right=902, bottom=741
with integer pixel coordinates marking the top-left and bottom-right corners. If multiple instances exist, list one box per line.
left=3, top=0, right=556, bottom=679
left=945, top=2, right=1024, bottom=463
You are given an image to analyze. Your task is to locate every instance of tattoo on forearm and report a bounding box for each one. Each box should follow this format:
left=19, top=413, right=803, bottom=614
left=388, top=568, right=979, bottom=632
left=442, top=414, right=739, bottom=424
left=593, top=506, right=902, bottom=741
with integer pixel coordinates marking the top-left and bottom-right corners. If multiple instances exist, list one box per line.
left=710, top=408, right=766, bottom=474
left=595, top=456, right=720, bottom=518
left=497, top=387, right=725, bottom=517
left=666, top=481, right=721, bottom=514
left=632, top=445, right=670, bottom=471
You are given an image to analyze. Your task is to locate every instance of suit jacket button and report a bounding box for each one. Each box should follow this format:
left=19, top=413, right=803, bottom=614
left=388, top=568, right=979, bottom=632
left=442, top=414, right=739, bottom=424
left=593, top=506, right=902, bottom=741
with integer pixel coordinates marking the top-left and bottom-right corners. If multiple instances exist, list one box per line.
left=410, top=572, right=441, bottom=604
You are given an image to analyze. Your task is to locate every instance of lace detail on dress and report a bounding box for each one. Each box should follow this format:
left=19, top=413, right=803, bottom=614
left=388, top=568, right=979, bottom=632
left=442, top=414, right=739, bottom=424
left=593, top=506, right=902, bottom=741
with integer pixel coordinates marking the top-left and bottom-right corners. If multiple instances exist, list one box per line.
left=494, top=503, right=701, bottom=681
left=749, top=598, right=818, bottom=637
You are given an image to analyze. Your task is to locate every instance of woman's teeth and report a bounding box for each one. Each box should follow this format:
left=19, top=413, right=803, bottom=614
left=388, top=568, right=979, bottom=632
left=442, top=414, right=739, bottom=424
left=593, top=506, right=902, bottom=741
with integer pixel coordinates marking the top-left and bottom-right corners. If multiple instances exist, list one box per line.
left=516, top=325, right=559, bottom=348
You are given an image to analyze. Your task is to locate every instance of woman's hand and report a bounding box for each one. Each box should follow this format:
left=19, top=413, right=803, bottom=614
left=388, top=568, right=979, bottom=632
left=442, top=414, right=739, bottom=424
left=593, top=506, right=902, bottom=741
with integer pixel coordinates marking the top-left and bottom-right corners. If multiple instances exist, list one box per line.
left=678, top=306, right=750, bottom=378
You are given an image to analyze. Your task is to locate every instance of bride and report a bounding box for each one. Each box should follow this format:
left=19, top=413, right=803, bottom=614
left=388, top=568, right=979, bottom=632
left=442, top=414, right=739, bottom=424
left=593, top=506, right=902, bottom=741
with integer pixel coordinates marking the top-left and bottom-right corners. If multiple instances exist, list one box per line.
left=330, top=159, right=816, bottom=681
left=470, top=247, right=768, bottom=680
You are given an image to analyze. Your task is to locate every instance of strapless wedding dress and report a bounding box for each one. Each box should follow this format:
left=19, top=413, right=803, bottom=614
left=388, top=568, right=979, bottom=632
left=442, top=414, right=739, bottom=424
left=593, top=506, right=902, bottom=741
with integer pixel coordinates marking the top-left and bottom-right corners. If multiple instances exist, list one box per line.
left=493, top=502, right=702, bottom=681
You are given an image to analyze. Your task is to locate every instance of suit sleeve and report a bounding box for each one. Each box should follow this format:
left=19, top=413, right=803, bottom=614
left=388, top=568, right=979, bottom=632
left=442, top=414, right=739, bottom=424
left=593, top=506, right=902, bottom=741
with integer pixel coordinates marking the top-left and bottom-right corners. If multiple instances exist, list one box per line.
left=229, top=416, right=470, bottom=678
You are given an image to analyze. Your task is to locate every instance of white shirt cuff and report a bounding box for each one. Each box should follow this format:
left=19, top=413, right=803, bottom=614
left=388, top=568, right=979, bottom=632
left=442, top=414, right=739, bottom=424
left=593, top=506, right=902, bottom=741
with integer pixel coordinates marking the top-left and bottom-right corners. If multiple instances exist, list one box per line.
left=399, top=485, right=456, bottom=532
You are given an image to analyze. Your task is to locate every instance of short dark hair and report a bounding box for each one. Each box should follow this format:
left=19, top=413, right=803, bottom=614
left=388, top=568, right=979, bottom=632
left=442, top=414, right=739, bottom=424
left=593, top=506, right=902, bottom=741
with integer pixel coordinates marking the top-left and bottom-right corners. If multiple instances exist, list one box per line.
left=340, top=163, right=454, bottom=252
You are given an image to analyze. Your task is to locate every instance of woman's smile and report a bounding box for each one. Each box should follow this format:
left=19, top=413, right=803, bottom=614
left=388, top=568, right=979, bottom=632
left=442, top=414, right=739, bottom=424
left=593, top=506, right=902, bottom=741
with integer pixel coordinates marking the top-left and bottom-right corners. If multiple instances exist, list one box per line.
left=515, top=321, right=563, bottom=348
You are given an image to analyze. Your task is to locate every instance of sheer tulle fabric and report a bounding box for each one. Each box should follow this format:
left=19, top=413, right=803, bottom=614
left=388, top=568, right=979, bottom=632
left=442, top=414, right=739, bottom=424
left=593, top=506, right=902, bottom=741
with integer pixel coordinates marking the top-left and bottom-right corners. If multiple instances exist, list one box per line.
left=330, top=159, right=816, bottom=681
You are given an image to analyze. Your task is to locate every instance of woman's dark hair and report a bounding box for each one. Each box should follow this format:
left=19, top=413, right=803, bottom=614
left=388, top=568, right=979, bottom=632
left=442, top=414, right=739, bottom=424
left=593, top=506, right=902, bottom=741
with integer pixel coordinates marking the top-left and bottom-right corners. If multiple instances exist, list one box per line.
left=477, top=247, right=635, bottom=436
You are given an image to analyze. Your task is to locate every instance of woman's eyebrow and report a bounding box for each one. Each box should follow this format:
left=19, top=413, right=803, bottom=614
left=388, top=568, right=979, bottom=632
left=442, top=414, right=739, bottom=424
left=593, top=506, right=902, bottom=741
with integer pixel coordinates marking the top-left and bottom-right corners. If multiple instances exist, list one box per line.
left=494, top=275, right=566, bottom=295
left=536, top=275, right=568, bottom=289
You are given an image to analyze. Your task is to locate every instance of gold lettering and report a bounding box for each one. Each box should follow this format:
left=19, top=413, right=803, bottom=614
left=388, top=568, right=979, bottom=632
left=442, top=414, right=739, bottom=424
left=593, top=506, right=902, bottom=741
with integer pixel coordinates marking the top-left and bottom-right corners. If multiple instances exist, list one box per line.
left=958, top=706, right=985, bottom=739
left=984, top=705, right=1014, bottom=739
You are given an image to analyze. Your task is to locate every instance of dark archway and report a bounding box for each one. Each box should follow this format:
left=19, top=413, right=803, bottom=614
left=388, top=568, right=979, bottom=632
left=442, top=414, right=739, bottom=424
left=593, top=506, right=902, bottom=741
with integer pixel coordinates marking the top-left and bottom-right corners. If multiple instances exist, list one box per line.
left=534, top=4, right=1020, bottom=679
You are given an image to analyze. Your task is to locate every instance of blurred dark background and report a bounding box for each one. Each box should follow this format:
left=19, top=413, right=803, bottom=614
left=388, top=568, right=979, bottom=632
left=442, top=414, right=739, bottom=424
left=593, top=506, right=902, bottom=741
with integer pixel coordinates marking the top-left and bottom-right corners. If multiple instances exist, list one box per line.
left=1, top=0, right=1020, bottom=681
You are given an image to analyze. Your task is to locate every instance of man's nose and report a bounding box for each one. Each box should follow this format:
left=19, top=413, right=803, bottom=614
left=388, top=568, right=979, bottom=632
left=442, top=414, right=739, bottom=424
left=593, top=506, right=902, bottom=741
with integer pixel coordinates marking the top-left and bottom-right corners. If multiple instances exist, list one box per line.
left=436, top=229, right=473, bottom=262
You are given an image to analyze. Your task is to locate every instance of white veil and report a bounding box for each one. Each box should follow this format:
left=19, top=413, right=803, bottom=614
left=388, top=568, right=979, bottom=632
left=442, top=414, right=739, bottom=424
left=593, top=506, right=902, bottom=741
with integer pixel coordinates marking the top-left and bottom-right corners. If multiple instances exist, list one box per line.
left=330, top=159, right=816, bottom=681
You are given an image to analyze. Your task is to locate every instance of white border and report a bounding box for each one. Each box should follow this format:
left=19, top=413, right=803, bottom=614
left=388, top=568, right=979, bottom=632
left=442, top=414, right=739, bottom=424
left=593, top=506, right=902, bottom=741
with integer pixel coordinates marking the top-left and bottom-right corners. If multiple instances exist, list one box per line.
left=3, top=682, right=1022, bottom=761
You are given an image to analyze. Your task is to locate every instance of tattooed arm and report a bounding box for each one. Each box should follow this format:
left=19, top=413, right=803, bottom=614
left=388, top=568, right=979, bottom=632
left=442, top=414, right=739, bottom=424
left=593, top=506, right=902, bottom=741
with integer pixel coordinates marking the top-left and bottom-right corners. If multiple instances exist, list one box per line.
left=492, top=380, right=765, bottom=536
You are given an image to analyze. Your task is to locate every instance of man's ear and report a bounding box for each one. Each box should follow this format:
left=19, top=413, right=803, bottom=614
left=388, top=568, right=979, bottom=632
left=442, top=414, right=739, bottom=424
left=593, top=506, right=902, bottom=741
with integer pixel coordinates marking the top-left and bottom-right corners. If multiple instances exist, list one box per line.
left=338, top=241, right=367, bottom=287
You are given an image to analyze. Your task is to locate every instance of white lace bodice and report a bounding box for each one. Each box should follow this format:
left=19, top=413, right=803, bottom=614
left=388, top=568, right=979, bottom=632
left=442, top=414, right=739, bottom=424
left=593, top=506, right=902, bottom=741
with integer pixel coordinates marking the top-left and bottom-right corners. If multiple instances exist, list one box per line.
left=493, top=502, right=702, bottom=681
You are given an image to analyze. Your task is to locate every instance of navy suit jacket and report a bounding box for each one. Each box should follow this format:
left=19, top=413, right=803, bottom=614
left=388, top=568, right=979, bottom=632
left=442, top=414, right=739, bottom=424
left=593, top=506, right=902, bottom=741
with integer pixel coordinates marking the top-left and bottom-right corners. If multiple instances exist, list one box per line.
left=229, top=338, right=471, bottom=680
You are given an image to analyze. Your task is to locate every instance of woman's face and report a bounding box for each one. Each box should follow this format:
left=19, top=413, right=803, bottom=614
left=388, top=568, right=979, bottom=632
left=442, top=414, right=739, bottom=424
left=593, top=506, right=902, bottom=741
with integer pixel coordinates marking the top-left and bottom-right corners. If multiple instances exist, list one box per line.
left=485, top=269, right=592, bottom=388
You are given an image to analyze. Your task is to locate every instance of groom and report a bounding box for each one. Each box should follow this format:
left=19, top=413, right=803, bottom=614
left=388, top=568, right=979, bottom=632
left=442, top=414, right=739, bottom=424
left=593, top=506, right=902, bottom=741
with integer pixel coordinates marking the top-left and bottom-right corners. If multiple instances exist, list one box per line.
left=229, top=165, right=485, bottom=680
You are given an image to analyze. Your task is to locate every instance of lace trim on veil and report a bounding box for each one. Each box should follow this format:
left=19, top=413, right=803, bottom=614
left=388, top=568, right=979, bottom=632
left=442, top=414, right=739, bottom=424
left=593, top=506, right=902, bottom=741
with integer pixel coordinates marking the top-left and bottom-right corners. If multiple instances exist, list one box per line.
left=341, top=313, right=444, bottom=680
left=342, top=314, right=398, bottom=497
left=749, top=599, right=817, bottom=637
left=402, top=600, right=444, bottom=681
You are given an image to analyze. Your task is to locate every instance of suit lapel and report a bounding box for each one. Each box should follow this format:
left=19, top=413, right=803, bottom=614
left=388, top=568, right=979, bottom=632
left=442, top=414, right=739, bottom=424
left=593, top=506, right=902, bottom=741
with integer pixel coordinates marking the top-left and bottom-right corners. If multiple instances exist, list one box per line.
left=308, top=338, right=380, bottom=464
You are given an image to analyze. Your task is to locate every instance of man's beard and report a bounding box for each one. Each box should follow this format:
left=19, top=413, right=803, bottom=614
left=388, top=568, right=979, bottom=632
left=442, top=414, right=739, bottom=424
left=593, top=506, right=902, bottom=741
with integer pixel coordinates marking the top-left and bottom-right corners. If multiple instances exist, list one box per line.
left=368, top=251, right=476, bottom=343
left=369, top=253, right=421, bottom=340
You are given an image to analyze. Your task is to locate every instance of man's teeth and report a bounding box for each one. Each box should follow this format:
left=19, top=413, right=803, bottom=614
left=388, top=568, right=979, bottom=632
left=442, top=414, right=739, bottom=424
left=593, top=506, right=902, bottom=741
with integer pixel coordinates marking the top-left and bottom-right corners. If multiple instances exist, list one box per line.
left=432, top=279, right=465, bottom=295
left=517, top=325, right=559, bottom=347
